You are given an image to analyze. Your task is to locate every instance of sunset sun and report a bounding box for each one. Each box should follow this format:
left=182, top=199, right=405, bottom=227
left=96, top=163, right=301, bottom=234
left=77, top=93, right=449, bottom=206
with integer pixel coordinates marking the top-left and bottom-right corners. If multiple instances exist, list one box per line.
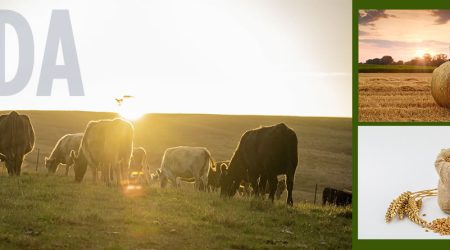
left=415, top=49, right=426, bottom=57
left=117, top=98, right=146, bottom=121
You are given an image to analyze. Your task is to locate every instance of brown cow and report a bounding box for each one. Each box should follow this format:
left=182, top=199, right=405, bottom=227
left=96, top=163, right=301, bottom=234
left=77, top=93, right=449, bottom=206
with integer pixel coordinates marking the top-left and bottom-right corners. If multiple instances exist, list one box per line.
left=72, top=118, right=134, bottom=186
left=0, top=111, right=35, bottom=176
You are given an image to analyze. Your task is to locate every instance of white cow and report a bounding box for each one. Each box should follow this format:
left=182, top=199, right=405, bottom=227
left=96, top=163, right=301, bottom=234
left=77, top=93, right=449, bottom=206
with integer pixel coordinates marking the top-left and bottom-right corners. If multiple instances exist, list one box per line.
left=159, top=146, right=214, bottom=191
left=45, top=133, right=83, bottom=175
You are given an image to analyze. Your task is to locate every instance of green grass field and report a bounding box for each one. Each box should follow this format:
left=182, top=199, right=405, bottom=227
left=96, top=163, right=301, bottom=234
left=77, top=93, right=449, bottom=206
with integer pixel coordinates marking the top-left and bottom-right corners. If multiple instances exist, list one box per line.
left=358, top=64, right=436, bottom=73
left=0, top=174, right=351, bottom=250
left=0, top=111, right=352, bottom=249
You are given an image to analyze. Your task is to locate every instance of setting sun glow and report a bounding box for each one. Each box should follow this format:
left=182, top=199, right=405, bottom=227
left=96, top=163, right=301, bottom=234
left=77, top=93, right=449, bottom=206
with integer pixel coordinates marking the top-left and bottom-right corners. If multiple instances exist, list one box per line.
left=415, top=49, right=426, bottom=57
left=117, top=99, right=146, bottom=121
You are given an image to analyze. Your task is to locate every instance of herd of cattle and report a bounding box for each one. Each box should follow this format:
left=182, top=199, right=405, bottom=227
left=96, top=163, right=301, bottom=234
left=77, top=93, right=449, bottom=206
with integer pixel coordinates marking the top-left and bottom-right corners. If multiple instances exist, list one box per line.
left=0, top=111, right=352, bottom=206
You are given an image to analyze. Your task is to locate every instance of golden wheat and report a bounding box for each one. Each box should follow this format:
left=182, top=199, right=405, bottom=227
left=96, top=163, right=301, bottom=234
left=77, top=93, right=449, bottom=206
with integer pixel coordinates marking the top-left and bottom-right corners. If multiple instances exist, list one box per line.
left=429, top=217, right=450, bottom=235
left=384, top=189, right=450, bottom=235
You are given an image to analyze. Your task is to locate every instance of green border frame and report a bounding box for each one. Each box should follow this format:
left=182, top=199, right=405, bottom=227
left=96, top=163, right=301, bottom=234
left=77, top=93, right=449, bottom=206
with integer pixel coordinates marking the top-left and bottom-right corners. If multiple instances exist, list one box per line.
left=354, top=1, right=450, bottom=248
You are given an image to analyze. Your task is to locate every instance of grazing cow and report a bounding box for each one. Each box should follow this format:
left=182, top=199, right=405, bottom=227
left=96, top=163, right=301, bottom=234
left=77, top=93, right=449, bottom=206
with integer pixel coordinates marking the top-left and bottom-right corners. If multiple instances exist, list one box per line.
left=45, top=133, right=83, bottom=175
left=129, top=147, right=148, bottom=184
left=207, top=161, right=229, bottom=192
left=220, top=123, right=298, bottom=205
left=218, top=162, right=253, bottom=196
left=130, top=147, right=147, bottom=173
left=0, top=111, right=35, bottom=176
left=72, top=118, right=133, bottom=186
left=322, top=187, right=352, bottom=206
left=159, top=146, right=214, bottom=191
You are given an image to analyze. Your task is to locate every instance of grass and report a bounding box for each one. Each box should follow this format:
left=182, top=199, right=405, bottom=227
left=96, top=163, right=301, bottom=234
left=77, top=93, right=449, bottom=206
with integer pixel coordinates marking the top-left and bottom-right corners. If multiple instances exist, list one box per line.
left=358, top=73, right=450, bottom=122
left=358, top=64, right=436, bottom=73
left=0, top=111, right=352, bottom=203
left=0, top=174, right=352, bottom=249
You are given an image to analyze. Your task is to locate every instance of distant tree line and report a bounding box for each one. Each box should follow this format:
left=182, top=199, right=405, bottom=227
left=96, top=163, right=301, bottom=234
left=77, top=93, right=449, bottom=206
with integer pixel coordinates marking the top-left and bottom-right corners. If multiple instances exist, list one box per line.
left=364, top=54, right=448, bottom=67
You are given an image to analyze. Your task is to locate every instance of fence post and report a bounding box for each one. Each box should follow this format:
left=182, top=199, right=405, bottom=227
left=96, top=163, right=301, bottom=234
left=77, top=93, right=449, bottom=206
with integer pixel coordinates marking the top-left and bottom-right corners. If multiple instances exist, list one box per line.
left=313, top=184, right=318, bottom=204
left=36, top=148, right=40, bottom=172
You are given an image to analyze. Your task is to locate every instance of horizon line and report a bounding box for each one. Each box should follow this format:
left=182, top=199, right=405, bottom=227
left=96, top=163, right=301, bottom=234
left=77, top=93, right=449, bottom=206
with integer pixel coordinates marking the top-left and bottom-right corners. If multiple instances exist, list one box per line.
left=0, top=109, right=352, bottom=119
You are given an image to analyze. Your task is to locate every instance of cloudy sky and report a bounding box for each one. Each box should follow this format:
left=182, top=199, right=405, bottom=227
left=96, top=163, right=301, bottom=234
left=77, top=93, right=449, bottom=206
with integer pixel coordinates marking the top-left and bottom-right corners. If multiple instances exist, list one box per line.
left=359, top=10, right=450, bottom=63
left=1, top=0, right=351, bottom=117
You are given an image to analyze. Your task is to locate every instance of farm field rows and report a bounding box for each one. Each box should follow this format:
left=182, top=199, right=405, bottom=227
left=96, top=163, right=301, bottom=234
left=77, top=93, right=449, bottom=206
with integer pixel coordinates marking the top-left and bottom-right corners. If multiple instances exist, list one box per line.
left=359, top=73, right=450, bottom=122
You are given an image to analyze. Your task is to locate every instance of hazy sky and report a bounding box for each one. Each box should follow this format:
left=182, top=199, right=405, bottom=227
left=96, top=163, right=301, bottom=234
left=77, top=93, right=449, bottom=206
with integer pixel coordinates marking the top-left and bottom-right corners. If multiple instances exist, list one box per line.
left=359, top=10, right=450, bottom=63
left=1, top=0, right=351, bottom=117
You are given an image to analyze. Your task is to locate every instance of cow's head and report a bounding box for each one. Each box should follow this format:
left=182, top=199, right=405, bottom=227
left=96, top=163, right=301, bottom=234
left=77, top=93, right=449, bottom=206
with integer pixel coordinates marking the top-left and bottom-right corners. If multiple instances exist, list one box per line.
left=220, top=163, right=233, bottom=196
left=45, top=157, right=58, bottom=174
left=220, top=160, right=242, bottom=197
left=71, top=150, right=87, bottom=182
left=1, top=147, right=26, bottom=176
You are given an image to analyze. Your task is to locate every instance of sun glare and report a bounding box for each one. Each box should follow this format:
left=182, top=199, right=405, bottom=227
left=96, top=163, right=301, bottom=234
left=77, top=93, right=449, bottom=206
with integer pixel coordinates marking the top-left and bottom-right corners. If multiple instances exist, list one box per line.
left=415, top=49, right=425, bottom=57
left=117, top=99, right=146, bottom=121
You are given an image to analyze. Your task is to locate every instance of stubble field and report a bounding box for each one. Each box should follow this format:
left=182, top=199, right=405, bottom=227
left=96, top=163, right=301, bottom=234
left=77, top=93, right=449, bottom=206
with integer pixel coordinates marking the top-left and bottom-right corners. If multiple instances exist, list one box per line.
left=359, top=73, right=450, bottom=122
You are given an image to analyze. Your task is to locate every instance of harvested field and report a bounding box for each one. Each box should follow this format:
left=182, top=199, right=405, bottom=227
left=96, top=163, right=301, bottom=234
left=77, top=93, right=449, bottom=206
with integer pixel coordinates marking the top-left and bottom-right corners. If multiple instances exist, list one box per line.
left=359, top=73, right=450, bottom=122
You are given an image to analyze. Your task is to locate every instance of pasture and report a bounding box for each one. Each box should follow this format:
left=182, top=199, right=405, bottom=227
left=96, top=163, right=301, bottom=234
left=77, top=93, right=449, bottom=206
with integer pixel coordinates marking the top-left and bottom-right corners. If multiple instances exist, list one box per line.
left=358, top=64, right=436, bottom=73
left=0, top=111, right=352, bottom=249
left=0, top=175, right=351, bottom=249
left=359, top=73, right=450, bottom=122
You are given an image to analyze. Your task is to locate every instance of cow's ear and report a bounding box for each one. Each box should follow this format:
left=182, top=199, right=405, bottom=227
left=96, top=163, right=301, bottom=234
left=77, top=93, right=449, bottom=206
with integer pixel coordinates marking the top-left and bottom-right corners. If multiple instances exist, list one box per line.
left=220, top=163, right=228, bottom=173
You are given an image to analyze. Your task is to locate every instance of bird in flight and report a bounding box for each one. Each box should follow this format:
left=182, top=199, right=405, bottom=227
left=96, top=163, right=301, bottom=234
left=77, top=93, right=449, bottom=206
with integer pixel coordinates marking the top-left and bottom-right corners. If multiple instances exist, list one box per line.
left=115, top=95, right=134, bottom=106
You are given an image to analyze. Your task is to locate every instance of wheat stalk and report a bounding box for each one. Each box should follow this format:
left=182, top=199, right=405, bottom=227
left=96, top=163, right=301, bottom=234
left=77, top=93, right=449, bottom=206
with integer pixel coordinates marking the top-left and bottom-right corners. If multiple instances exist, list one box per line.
left=384, top=189, right=450, bottom=235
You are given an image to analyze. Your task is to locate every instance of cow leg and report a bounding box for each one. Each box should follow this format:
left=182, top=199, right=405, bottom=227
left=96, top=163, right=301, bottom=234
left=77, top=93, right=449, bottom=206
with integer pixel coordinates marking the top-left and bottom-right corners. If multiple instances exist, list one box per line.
left=286, top=174, right=294, bottom=206
left=259, top=175, right=267, bottom=199
left=115, top=163, right=123, bottom=187
left=276, top=180, right=285, bottom=200
left=250, top=177, right=259, bottom=198
left=268, top=175, right=277, bottom=203
left=65, top=164, right=70, bottom=176
left=17, top=157, right=23, bottom=176
left=160, top=174, right=168, bottom=188
left=92, top=166, right=98, bottom=184
left=200, top=175, right=208, bottom=192
left=122, top=161, right=128, bottom=186
left=5, top=160, right=13, bottom=176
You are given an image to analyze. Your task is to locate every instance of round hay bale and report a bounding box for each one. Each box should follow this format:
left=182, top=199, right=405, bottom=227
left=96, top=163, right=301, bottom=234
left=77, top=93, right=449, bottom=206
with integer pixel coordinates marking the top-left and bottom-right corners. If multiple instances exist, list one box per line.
left=431, top=61, right=450, bottom=108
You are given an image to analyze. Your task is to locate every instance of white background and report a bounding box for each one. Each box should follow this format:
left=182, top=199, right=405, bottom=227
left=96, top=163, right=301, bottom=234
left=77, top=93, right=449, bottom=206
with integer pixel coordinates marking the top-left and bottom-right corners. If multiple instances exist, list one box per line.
left=358, top=126, right=450, bottom=239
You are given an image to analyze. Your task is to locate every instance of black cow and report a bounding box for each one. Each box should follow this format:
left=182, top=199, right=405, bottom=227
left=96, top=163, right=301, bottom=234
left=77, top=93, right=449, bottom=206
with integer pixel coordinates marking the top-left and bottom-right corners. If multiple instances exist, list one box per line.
left=220, top=123, right=298, bottom=206
left=322, top=187, right=352, bottom=206
left=208, top=161, right=229, bottom=192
